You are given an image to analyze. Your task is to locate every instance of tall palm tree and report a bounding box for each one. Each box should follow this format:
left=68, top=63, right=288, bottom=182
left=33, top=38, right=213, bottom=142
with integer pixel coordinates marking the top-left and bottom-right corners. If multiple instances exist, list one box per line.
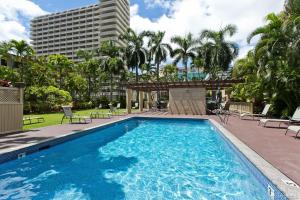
left=98, top=41, right=124, bottom=101
left=171, top=33, right=198, bottom=81
left=9, top=40, right=34, bottom=81
left=119, top=28, right=147, bottom=83
left=200, top=24, right=239, bottom=79
left=147, top=31, right=172, bottom=81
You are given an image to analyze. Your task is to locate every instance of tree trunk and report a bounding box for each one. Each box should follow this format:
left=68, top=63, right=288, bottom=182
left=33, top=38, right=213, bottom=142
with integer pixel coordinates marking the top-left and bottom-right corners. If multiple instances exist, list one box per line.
left=185, top=64, right=188, bottom=82
left=156, top=62, right=160, bottom=82
left=135, top=65, right=139, bottom=83
left=110, top=73, right=113, bottom=102
left=88, top=76, right=91, bottom=100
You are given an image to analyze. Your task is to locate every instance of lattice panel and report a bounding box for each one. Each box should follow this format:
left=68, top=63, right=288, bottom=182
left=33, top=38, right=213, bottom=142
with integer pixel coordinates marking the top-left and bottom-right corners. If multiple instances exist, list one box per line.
left=0, top=88, right=20, bottom=103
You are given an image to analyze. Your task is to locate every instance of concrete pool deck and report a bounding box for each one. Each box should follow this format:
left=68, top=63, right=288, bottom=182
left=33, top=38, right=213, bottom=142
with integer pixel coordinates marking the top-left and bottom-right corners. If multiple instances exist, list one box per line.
left=0, top=112, right=300, bottom=198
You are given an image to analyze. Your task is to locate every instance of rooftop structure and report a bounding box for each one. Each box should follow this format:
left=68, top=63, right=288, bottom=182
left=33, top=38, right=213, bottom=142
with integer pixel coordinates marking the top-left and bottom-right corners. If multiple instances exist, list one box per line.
left=30, top=0, right=130, bottom=61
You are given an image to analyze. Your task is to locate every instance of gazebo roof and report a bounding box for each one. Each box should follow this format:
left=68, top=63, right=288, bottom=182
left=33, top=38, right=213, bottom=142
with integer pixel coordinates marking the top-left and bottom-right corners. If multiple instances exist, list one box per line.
left=124, top=79, right=244, bottom=92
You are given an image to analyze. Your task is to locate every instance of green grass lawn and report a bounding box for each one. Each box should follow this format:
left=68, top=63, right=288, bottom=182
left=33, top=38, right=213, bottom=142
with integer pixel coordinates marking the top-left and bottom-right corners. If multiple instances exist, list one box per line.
left=23, top=109, right=129, bottom=131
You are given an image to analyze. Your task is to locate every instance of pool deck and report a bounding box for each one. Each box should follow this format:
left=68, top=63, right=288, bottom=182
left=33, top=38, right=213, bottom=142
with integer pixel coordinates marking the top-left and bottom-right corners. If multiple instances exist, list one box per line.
left=0, top=112, right=300, bottom=188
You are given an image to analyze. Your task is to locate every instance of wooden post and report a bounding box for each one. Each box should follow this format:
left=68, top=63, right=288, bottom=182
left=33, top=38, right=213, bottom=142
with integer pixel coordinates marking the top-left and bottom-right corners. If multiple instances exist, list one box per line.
left=139, top=91, right=144, bottom=112
left=146, top=92, right=151, bottom=109
left=126, top=89, right=132, bottom=114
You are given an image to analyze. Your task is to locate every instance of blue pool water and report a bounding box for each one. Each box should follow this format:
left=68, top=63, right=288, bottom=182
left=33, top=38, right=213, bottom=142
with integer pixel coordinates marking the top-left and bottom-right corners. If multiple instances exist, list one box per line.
left=0, top=118, right=270, bottom=199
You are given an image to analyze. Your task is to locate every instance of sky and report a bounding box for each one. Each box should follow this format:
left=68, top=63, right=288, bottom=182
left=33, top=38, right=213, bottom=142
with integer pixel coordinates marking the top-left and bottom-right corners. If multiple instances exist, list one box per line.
left=0, top=0, right=285, bottom=59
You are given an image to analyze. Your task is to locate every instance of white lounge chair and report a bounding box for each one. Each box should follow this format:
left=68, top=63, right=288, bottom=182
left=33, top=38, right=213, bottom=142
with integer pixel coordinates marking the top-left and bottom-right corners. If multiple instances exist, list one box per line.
left=90, top=104, right=111, bottom=119
left=132, top=102, right=139, bottom=109
left=285, top=126, right=300, bottom=137
left=109, top=103, right=126, bottom=115
left=259, top=106, right=300, bottom=127
left=240, top=104, right=271, bottom=120
left=61, top=106, right=92, bottom=124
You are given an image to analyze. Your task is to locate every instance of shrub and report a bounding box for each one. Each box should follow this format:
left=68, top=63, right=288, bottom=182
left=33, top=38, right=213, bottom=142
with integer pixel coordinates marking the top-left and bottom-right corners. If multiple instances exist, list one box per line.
left=0, top=66, right=20, bottom=83
left=73, top=101, right=93, bottom=110
left=24, top=86, right=72, bottom=113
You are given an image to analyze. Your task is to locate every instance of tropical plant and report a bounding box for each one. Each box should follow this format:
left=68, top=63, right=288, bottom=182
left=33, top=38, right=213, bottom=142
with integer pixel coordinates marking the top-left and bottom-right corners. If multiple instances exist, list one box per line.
left=200, top=24, right=239, bottom=79
left=24, top=86, right=72, bottom=113
left=47, top=54, right=73, bottom=89
left=77, top=49, right=100, bottom=100
left=9, top=40, right=34, bottom=81
left=120, top=28, right=147, bottom=83
left=147, top=31, right=172, bottom=81
left=171, top=33, right=197, bottom=81
left=98, top=41, right=125, bottom=101
left=161, top=64, right=178, bottom=81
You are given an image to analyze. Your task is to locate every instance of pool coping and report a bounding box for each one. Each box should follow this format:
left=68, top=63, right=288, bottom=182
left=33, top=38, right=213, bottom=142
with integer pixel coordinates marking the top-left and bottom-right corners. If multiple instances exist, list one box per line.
left=209, top=119, right=300, bottom=200
left=0, top=115, right=299, bottom=199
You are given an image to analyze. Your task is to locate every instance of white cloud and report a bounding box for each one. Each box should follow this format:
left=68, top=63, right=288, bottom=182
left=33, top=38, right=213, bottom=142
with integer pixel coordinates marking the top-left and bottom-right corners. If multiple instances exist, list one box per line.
left=130, top=0, right=285, bottom=59
left=0, top=0, right=48, bottom=41
left=144, top=0, right=173, bottom=9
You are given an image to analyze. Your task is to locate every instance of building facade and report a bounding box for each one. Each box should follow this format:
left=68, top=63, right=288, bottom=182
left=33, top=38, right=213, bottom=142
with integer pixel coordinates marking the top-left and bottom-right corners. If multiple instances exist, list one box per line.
left=30, top=0, right=130, bottom=61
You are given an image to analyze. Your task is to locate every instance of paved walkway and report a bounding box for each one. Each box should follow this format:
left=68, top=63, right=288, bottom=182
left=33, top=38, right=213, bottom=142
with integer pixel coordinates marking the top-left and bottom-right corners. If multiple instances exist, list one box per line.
left=0, top=113, right=300, bottom=185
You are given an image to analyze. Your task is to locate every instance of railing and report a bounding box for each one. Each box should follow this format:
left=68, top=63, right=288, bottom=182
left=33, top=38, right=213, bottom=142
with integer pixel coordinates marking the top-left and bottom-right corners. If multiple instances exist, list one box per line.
left=229, top=102, right=253, bottom=114
left=0, top=87, right=23, bottom=135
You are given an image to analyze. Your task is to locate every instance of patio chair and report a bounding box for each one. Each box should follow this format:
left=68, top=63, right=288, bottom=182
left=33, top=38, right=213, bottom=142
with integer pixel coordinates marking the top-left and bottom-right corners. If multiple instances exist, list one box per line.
left=90, top=104, right=111, bottom=119
left=132, top=102, right=139, bottom=109
left=259, top=106, right=300, bottom=127
left=240, top=104, right=271, bottom=120
left=23, top=115, right=45, bottom=125
left=116, top=103, right=126, bottom=115
left=285, top=126, right=300, bottom=137
left=211, top=101, right=231, bottom=124
left=61, top=106, right=92, bottom=124
left=150, top=101, right=158, bottom=112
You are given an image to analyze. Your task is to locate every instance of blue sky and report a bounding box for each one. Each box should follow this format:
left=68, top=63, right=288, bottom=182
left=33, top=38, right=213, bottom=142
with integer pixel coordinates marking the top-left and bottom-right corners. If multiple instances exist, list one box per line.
left=0, top=0, right=285, bottom=59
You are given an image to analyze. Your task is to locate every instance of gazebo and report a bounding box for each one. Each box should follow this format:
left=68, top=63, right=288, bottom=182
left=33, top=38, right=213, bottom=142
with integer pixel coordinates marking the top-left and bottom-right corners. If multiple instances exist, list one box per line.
left=124, top=80, right=243, bottom=115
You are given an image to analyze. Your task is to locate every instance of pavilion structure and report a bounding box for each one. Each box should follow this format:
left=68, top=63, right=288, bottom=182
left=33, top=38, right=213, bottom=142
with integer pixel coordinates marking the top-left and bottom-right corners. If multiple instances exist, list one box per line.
left=124, top=80, right=243, bottom=115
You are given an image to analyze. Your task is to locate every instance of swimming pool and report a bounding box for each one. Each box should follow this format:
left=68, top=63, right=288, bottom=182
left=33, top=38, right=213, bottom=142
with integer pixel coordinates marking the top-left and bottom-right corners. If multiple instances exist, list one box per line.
left=0, top=118, right=286, bottom=199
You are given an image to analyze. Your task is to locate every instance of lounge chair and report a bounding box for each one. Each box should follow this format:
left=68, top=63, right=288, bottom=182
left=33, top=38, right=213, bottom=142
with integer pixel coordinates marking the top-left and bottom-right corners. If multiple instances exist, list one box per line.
left=109, top=103, right=126, bottom=116
left=285, top=126, right=300, bottom=137
left=90, top=104, right=111, bottom=119
left=259, top=106, right=300, bottom=127
left=116, top=103, right=126, bottom=115
left=240, top=104, right=271, bottom=120
left=23, top=116, right=45, bottom=125
left=61, top=106, right=92, bottom=124
left=210, top=101, right=231, bottom=124
left=132, top=102, right=139, bottom=109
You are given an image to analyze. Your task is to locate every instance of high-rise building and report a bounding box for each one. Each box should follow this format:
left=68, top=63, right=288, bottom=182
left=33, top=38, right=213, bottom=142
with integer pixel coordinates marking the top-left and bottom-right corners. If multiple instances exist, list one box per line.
left=30, top=0, right=130, bottom=61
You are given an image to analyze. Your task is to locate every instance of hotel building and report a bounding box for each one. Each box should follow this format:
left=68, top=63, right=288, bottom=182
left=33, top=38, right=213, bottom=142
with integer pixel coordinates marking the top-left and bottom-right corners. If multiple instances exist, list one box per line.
left=30, top=0, right=130, bottom=61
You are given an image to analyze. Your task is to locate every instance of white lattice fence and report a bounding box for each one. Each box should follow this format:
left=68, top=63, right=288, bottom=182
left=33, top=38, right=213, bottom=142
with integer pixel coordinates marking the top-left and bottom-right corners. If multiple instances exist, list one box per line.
left=0, top=87, right=23, bottom=134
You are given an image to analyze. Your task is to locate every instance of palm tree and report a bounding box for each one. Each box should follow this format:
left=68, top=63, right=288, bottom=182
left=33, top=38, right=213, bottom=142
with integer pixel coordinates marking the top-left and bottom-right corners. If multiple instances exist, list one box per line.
left=147, top=31, right=172, bottom=81
left=0, top=41, right=12, bottom=65
left=171, top=33, right=198, bottom=81
left=200, top=24, right=239, bottom=79
left=98, top=41, right=124, bottom=101
left=119, top=28, right=147, bottom=83
left=9, top=40, right=34, bottom=81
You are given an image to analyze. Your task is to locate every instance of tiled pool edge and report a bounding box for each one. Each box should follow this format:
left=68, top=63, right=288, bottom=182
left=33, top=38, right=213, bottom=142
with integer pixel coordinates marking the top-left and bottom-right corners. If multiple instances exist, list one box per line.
left=209, top=119, right=300, bottom=200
